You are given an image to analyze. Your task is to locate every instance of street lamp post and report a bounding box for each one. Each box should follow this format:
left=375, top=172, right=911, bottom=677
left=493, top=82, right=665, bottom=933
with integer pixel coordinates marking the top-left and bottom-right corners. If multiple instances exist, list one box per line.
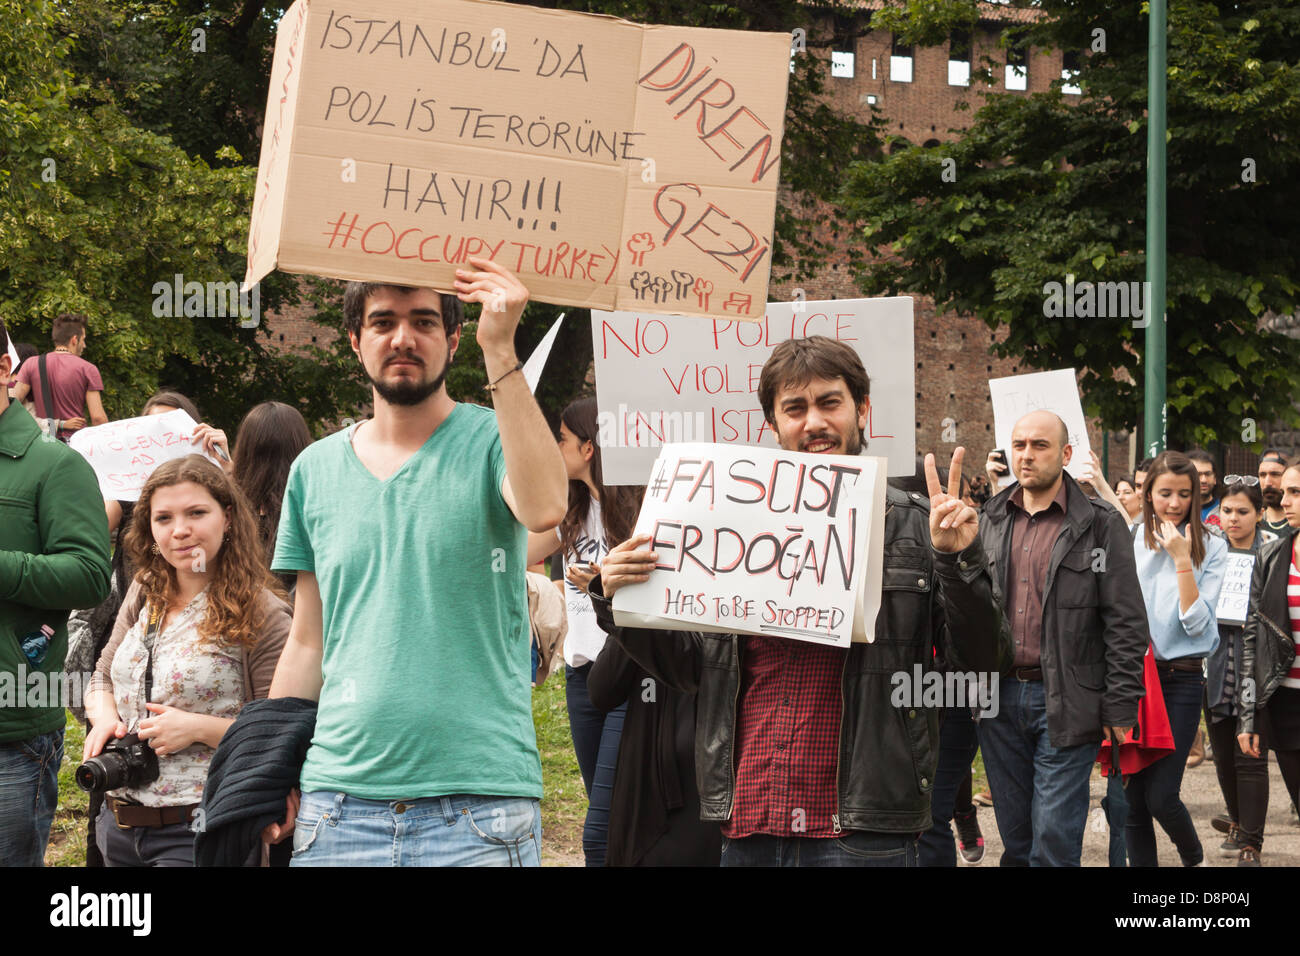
left=1144, top=0, right=1168, bottom=457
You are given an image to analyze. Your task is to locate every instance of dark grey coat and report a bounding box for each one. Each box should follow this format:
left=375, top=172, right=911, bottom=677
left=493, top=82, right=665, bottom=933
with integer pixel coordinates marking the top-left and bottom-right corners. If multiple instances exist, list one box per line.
left=980, top=473, right=1148, bottom=746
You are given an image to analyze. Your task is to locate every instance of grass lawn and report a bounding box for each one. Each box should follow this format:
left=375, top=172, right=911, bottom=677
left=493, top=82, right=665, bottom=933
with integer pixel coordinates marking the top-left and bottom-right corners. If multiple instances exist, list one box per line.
left=47, top=714, right=89, bottom=867
left=532, top=669, right=587, bottom=865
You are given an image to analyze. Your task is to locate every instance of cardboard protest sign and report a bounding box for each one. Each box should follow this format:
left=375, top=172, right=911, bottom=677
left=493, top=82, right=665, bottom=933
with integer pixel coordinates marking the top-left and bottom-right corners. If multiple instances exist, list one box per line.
left=612, top=442, right=887, bottom=646
left=1216, top=549, right=1255, bottom=626
left=522, top=312, right=564, bottom=393
left=69, top=410, right=217, bottom=501
left=591, top=297, right=915, bottom=486
left=244, top=0, right=790, bottom=320
left=988, top=368, right=1092, bottom=487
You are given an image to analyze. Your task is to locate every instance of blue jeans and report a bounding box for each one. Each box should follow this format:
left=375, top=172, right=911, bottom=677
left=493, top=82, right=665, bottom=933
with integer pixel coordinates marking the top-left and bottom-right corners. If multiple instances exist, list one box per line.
left=565, top=662, right=626, bottom=867
left=0, top=727, right=64, bottom=867
left=977, top=677, right=1097, bottom=866
left=919, top=706, right=980, bottom=866
left=1124, top=669, right=1205, bottom=866
left=721, top=831, right=919, bottom=867
left=289, top=791, right=541, bottom=867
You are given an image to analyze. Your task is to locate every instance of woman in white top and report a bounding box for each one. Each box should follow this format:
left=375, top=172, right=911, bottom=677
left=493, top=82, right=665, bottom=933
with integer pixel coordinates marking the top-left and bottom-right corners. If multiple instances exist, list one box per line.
left=528, top=398, right=643, bottom=867
left=83, top=455, right=291, bottom=867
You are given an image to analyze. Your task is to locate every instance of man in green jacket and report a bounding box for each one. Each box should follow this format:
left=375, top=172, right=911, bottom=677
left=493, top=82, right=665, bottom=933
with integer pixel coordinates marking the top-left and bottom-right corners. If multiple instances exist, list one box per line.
left=1, top=317, right=111, bottom=866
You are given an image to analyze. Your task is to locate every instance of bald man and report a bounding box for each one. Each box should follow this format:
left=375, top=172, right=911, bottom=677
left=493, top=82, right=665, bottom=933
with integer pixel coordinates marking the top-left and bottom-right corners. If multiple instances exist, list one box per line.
left=977, top=410, right=1148, bottom=866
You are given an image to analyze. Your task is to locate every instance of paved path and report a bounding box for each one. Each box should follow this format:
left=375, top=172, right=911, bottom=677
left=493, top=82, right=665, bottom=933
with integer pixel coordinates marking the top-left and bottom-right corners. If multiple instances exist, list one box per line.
left=543, top=745, right=1300, bottom=867
left=961, top=750, right=1299, bottom=868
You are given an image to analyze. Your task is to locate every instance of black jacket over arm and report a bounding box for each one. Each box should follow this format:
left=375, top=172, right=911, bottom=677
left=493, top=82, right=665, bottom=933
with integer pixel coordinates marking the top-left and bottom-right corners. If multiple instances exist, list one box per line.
left=194, top=697, right=317, bottom=867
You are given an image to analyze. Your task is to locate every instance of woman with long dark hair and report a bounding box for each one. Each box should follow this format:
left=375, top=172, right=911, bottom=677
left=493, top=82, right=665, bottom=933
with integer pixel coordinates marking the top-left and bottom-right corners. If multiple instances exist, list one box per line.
left=231, top=401, right=313, bottom=590
left=82, top=456, right=291, bottom=866
left=527, top=397, right=643, bottom=866
left=1126, top=450, right=1227, bottom=866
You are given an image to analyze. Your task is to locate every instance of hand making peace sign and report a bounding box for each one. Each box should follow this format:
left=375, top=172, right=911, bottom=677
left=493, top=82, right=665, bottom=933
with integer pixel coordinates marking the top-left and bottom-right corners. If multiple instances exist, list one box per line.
left=926, top=447, right=978, bottom=553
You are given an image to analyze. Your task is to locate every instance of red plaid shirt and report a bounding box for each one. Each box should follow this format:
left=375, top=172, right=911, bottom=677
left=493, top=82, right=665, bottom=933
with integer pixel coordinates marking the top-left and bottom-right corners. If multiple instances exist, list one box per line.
left=722, top=635, right=846, bottom=839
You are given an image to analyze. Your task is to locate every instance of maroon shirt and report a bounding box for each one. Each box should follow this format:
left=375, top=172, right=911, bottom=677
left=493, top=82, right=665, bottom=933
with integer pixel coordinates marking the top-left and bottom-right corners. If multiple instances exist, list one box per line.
left=1006, top=481, right=1069, bottom=668
left=16, top=351, right=103, bottom=438
left=723, top=635, right=845, bottom=839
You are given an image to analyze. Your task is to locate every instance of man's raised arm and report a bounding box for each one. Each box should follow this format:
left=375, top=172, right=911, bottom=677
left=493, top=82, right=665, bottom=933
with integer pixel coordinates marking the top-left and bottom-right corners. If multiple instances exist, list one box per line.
left=454, top=256, right=567, bottom=533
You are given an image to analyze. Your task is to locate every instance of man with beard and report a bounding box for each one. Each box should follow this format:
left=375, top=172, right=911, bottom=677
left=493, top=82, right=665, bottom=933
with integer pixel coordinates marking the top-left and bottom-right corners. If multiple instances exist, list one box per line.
left=976, top=410, right=1147, bottom=865
left=262, top=259, right=567, bottom=865
left=588, top=336, right=1010, bottom=866
left=1258, top=450, right=1290, bottom=536
left=1188, top=450, right=1224, bottom=529
left=1134, top=457, right=1153, bottom=500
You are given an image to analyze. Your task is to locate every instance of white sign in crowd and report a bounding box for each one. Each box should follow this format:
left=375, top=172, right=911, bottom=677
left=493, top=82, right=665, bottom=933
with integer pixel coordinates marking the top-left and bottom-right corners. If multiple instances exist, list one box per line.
left=1215, top=550, right=1256, bottom=626
left=612, top=442, right=887, bottom=647
left=591, top=297, right=916, bottom=486
left=68, top=410, right=218, bottom=501
left=989, top=367, right=1092, bottom=485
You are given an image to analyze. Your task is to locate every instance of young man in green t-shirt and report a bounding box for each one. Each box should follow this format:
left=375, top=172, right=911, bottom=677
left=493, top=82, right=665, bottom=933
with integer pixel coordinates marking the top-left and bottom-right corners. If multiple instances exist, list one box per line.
left=265, top=258, right=567, bottom=866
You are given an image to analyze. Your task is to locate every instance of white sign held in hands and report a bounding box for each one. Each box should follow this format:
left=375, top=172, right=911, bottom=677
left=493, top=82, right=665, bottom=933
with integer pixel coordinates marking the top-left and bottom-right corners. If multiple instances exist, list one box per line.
left=612, top=442, right=886, bottom=647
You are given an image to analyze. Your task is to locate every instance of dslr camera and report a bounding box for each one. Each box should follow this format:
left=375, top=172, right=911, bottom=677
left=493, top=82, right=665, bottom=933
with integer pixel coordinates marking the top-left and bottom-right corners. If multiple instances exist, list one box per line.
left=75, top=733, right=160, bottom=793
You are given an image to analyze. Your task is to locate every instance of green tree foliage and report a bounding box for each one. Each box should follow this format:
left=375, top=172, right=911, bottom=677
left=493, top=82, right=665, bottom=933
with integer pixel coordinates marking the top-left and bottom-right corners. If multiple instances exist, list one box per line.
left=840, top=0, right=1300, bottom=448
left=6, top=0, right=872, bottom=434
left=0, top=0, right=365, bottom=432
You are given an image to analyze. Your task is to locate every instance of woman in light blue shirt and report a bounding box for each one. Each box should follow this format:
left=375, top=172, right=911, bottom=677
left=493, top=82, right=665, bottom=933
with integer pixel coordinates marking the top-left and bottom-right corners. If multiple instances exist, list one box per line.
left=1126, top=451, right=1227, bottom=866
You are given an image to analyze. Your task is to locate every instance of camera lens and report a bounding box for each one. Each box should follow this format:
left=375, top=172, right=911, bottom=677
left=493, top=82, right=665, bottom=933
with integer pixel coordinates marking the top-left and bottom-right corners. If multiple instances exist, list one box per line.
left=75, top=758, right=106, bottom=793
left=74, top=751, right=129, bottom=793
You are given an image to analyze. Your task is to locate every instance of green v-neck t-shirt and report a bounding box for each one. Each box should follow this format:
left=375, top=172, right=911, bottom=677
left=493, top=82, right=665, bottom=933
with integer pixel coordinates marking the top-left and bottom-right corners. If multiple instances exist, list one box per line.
left=273, top=403, right=540, bottom=799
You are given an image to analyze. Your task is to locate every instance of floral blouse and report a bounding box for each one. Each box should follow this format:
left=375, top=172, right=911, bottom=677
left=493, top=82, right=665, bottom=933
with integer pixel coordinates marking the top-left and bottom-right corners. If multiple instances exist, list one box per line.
left=108, top=589, right=244, bottom=807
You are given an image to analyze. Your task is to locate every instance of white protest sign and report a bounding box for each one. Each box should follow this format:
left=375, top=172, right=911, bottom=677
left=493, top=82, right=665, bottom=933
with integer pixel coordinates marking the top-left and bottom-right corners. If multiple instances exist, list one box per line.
left=988, top=368, right=1091, bottom=486
left=591, top=297, right=915, bottom=486
left=1216, top=549, right=1255, bottom=626
left=4, top=330, right=17, bottom=372
left=69, top=410, right=216, bottom=500
left=522, top=312, right=564, bottom=394
left=611, top=442, right=886, bottom=647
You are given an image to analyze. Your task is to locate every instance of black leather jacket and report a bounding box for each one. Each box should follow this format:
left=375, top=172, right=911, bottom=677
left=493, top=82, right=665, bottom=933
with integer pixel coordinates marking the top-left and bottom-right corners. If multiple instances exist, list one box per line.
left=1207, top=528, right=1275, bottom=718
left=1238, top=530, right=1298, bottom=735
left=588, top=485, right=1010, bottom=835
left=979, top=475, right=1148, bottom=747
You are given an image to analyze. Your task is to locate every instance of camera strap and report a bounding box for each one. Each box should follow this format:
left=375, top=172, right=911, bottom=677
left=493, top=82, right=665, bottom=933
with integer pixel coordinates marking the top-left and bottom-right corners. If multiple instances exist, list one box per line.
left=35, top=353, right=63, bottom=441
left=138, top=606, right=163, bottom=728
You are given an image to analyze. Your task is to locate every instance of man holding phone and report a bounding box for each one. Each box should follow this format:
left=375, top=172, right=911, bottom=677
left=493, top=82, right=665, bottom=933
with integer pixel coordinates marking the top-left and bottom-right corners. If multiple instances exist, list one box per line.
left=986, top=448, right=1010, bottom=490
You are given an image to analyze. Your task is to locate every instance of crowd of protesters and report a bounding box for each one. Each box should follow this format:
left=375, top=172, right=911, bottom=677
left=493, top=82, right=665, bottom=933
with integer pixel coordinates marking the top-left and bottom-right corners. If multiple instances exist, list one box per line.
left=4, top=266, right=1300, bottom=868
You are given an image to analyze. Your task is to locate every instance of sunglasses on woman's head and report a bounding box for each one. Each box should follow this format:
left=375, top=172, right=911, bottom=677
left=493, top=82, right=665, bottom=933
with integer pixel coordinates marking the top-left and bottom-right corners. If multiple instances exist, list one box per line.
left=1224, top=475, right=1260, bottom=486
